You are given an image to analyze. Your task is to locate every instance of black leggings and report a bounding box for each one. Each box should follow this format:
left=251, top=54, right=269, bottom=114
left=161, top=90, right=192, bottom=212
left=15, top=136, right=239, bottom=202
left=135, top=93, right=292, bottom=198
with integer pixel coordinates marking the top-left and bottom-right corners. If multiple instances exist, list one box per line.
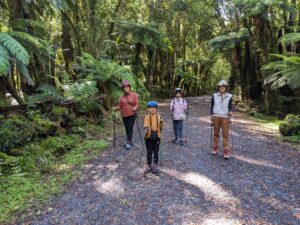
left=146, top=138, right=160, bottom=165
left=122, top=114, right=136, bottom=142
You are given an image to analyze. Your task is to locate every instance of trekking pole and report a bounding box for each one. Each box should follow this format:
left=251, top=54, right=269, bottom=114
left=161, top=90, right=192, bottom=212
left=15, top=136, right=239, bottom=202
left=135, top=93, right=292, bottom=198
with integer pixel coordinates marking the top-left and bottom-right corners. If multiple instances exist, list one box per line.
left=185, top=109, right=189, bottom=146
left=135, top=114, right=146, bottom=167
left=210, top=122, right=213, bottom=150
left=230, top=117, right=235, bottom=159
left=159, top=132, right=163, bottom=167
left=113, top=111, right=116, bottom=147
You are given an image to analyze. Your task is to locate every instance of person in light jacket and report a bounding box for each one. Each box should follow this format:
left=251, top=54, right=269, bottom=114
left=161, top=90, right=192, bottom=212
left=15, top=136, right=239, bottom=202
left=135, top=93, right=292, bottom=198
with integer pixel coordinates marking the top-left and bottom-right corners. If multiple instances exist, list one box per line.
left=170, top=88, right=188, bottom=146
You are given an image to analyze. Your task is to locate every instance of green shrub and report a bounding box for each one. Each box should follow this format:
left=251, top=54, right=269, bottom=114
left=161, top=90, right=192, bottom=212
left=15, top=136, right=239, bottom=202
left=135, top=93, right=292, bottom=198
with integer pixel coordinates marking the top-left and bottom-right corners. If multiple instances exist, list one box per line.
left=279, top=114, right=300, bottom=136
left=0, top=115, right=38, bottom=152
left=51, top=106, right=69, bottom=116
left=282, top=135, right=300, bottom=144
left=40, top=135, right=80, bottom=156
left=0, top=152, right=22, bottom=176
left=50, top=106, right=76, bottom=130
left=27, top=110, right=57, bottom=136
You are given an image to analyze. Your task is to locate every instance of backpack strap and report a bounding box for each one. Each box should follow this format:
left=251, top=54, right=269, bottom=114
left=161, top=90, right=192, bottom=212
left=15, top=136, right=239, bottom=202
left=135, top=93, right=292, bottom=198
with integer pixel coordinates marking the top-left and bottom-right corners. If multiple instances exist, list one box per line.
left=150, top=114, right=159, bottom=131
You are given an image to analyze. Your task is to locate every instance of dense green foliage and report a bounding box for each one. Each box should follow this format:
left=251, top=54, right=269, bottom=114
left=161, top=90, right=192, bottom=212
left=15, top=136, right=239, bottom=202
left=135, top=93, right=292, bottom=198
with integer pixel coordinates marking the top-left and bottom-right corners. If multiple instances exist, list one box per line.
left=0, top=0, right=299, bottom=113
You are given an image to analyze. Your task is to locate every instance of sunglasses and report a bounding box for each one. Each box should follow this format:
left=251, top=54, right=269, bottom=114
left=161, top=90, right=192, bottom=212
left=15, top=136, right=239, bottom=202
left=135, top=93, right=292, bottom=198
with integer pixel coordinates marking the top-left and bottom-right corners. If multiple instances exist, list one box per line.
left=123, top=85, right=130, bottom=88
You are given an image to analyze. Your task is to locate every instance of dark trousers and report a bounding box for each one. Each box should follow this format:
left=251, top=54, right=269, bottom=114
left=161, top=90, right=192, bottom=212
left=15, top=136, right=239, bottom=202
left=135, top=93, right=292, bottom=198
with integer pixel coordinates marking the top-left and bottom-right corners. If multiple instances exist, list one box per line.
left=122, top=114, right=136, bottom=142
left=173, top=120, right=184, bottom=140
left=146, top=138, right=160, bottom=165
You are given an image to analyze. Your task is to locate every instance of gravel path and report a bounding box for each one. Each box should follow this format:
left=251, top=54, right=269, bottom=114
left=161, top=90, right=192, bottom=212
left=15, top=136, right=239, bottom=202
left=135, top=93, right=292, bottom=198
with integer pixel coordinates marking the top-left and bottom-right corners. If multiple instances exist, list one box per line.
left=27, top=96, right=300, bottom=225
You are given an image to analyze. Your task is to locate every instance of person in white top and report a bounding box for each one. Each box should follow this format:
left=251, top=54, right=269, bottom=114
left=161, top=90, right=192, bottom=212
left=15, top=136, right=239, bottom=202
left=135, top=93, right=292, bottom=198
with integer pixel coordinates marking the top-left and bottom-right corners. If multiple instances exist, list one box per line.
left=170, top=88, right=188, bottom=146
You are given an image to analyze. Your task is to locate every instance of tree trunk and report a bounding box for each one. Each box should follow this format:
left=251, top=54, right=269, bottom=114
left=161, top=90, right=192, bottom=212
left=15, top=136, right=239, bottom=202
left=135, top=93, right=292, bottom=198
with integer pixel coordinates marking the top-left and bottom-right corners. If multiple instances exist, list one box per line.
left=0, top=77, right=8, bottom=106
left=133, top=42, right=143, bottom=76
left=61, top=12, right=75, bottom=76
left=6, top=78, right=24, bottom=105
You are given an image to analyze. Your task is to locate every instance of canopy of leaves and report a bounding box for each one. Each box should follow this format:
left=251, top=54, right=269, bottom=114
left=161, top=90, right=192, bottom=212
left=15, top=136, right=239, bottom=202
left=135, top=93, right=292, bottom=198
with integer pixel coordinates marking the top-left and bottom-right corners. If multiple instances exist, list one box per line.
left=118, top=20, right=168, bottom=49
left=208, top=29, right=250, bottom=51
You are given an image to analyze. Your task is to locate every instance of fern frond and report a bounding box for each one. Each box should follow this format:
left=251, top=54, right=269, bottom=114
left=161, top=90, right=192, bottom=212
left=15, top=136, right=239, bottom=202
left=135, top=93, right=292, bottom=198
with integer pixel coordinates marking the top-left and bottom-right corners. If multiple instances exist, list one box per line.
left=9, top=19, right=48, bottom=34
left=0, top=45, right=9, bottom=76
left=27, top=84, right=64, bottom=106
left=263, top=54, right=300, bottom=89
left=16, top=61, right=34, bottom=86
left=279, top=33, right=300, bottom=45
left=0, top=32, right=30, bottom=65
left=118, top=20, right=166, bottom=49
left=208, top=29, right=249, bottom=51
left=9, top=31, right=52, bottom=57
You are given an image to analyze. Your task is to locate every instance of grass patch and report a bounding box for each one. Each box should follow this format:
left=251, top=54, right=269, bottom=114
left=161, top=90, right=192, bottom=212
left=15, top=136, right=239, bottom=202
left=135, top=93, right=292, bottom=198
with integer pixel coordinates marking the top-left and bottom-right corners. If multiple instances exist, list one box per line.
left=248, top=111, right=281, bottom=130
left=249, top=112, right=300, bottom=149
left=0, top=138, right=108, bottom=224
left=276, top=135, right=300, bottom=151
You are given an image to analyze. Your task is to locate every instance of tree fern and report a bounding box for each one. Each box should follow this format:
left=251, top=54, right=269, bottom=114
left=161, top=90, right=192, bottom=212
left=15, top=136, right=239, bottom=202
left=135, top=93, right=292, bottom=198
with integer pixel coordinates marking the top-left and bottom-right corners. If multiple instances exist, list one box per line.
left=232, top=0, right=293, bottom=19
left=0, top=45, right=9, bottom=76
left=27, top=84, right=64, bottom=106
left=75, top=53, right=136, bottom=89
left=208, top=28, right=249, bottom=51
left=263, top=54, right=300, bottom=89
left=0, top=33, right=30, bottom=65
left=9, top=31, right=52, bottom=57
left=16, top=61, right=34, bottom=85
left=9, top=19, right=48, bottom=34
left=118, top=20, right=167, bottom=49
left=279, top=33, right=300, bottom=45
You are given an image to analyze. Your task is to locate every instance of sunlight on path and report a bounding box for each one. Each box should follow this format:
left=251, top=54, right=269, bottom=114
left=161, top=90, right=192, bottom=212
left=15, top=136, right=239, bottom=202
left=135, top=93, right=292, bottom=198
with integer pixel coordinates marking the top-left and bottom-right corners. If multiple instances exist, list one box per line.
left=235, top=155, right=288, bottom=171
left=164, top=168, right=239, bottom=204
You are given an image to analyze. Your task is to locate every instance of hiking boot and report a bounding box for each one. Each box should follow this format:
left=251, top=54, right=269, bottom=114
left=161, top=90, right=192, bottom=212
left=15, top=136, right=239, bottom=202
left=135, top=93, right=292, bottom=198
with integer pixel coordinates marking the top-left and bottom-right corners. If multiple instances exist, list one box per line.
left=144, top=165, right=152, bottom=173
left=223, top=148, right=230, bottom=159
left=211, top=146, right=218, bottom=155
left=152, top=164, right=159, bottom=174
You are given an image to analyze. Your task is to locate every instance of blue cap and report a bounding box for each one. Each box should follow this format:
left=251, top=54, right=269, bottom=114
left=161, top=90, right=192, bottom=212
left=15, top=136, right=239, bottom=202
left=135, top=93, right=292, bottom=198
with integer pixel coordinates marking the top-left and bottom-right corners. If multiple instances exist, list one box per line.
left=147, top=101, right=158, bottom=108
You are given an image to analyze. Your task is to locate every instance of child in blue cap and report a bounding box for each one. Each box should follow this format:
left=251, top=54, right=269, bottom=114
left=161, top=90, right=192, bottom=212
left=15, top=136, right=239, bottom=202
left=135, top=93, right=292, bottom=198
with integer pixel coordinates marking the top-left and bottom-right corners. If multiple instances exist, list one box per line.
left=144, top=101, right=164, bottom=173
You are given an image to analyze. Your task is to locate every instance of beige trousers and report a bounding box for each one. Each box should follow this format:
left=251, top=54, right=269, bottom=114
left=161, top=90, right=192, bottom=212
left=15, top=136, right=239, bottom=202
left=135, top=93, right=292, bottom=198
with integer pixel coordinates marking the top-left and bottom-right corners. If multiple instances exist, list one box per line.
left=213, top=117, right=230, bottom=150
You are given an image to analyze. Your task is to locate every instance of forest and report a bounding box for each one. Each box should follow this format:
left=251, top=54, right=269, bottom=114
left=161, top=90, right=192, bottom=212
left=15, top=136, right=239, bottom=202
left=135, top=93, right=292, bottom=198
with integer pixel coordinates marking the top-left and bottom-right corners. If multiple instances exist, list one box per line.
left=0, top=0, right=299, bottom=223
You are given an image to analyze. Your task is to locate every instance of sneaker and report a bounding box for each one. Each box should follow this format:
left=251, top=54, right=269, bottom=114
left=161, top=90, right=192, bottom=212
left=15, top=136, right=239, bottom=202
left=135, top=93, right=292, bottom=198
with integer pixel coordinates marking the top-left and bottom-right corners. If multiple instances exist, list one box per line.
left=175, top=139, right=181, bottom=143
left=144, top=165, right=152, bottom=173
left=211, top=146, right=218, bottom=155
left=125, top=143, right=131, bottom=150
left=223, top=148, right=230, bottom=159
left=152, top=164, right=160, bottom=174
left=172, top=138, right=178, bottom=143
left=179, top=140, right=184, bottom=146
